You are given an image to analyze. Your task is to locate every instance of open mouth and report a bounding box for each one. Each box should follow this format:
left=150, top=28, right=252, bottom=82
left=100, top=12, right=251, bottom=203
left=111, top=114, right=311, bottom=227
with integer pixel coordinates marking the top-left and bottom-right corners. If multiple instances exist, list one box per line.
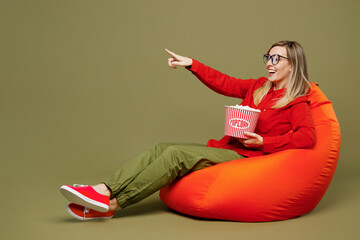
left=268, top=70, right=276, bottom=76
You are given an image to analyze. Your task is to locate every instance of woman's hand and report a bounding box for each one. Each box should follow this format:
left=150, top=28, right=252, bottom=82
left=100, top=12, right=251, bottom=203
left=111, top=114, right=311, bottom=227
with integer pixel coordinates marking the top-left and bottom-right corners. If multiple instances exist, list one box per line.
left=165, top=49, right=193, bottom=69
left=236, top=132, right=263, bottom=149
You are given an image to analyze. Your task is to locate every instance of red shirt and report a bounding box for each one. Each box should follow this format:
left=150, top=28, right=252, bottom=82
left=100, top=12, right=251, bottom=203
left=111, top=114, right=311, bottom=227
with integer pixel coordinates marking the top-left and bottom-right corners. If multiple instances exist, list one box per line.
left=186, top=59, right=316, bottom=157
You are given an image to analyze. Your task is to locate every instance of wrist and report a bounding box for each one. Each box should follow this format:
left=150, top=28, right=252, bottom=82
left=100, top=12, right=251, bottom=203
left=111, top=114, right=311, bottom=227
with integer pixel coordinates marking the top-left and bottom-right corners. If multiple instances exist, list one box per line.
left=185, top=58, right=193, bottom=67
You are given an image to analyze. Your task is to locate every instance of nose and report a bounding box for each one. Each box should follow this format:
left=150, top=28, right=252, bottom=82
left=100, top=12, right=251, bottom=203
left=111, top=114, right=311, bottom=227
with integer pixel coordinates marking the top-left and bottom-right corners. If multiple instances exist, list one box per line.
left=266, top=58, right=273, bottom=68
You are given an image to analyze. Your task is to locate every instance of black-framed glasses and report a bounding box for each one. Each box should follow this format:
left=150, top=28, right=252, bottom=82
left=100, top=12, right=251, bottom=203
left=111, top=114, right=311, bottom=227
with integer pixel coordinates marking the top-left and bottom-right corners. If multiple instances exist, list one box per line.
left=263, top=54, right=289, bottom=65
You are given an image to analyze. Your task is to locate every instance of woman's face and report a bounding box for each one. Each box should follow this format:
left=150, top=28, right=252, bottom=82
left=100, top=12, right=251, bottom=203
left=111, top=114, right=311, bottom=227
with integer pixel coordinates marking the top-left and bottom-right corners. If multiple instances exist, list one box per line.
left=266, top=46, right=292, bottom=89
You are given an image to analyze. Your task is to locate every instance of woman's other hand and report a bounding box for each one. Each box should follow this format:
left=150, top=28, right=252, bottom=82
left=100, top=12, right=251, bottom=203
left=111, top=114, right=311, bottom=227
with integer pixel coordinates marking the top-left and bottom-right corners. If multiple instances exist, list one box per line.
left=236, top=132, right=263, bottom=149
left=165, top=49, right=193, bottom=69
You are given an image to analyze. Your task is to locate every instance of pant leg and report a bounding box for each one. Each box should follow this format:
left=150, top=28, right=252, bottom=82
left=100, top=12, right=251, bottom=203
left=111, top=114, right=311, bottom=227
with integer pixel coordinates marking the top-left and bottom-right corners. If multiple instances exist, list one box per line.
left=104, top=142, right=204, bottom=199
left=113, top=144, right=245, bottom=209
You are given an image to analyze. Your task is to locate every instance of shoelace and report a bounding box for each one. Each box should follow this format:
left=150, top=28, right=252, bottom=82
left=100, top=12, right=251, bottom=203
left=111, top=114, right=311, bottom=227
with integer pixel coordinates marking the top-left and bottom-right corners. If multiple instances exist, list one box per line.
left=73, top=184, right=88, bottom=187
left=72, top=184, right=90, bottom=220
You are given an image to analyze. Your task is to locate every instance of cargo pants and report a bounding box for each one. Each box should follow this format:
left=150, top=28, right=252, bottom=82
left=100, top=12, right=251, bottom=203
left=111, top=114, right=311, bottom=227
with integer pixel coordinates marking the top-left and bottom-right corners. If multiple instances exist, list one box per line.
left=104, top=142, right=245, bottom=209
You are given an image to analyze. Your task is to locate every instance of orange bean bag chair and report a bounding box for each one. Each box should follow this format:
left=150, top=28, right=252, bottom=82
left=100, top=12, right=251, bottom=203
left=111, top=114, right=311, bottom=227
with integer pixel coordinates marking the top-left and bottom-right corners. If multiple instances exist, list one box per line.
left=159, top=83, right=341, bottom=222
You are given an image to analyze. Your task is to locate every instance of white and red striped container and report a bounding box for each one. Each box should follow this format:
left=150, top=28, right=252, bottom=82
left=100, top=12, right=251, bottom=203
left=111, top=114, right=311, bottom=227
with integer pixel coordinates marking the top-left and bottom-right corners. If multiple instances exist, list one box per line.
left=224, top=105, right=261, bottom=139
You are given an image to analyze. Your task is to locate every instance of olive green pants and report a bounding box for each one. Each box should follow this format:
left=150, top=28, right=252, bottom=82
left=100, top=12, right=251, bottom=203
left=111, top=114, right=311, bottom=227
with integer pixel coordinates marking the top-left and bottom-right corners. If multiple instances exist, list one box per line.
left=104, top=142, right=244, bottom=209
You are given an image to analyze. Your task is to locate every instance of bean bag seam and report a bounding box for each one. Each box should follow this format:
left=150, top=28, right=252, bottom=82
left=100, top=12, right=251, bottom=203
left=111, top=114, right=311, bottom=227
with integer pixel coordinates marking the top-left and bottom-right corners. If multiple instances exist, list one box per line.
left=195, top=166, right=223, bottom=214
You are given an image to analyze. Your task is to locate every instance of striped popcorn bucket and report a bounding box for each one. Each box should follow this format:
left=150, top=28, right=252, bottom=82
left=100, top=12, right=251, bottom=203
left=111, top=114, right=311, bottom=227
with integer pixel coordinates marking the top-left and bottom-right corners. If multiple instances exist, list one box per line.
left=224, top=106, right=260, bottom=139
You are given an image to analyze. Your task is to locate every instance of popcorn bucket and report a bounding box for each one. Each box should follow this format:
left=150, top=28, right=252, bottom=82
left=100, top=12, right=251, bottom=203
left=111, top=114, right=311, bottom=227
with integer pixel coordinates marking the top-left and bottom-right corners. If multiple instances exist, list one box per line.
left=224, top=106, right=261, bottom=139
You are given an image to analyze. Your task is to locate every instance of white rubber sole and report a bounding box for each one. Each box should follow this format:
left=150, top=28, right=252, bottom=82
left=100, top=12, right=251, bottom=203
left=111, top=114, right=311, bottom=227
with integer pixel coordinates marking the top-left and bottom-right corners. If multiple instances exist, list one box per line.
left=66, top=205, right=113, bottom=221
left=59, top=185, right=109, bottom=212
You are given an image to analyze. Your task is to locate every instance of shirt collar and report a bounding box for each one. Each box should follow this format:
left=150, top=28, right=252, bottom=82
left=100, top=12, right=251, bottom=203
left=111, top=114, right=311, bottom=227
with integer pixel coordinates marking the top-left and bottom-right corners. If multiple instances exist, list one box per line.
left=269, top=85, right=286, bottom=93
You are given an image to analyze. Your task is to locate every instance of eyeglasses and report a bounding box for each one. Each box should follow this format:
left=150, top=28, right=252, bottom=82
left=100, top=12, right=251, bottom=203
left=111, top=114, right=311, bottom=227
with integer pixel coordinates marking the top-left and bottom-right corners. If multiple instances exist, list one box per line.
left=263, top=54, right=289, bottom=65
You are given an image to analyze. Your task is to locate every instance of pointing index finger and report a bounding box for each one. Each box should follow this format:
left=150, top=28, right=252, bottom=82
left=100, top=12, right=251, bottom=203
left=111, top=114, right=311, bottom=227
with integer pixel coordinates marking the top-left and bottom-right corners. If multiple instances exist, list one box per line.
left=165, top=48, right=177, bottom=58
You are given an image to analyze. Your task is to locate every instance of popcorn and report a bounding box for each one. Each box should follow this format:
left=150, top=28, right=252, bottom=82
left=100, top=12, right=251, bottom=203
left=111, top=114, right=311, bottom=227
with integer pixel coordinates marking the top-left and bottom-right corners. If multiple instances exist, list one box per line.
left=224, top=105, right=261, bottom=139
left=225, top=104, right=261, bottom=112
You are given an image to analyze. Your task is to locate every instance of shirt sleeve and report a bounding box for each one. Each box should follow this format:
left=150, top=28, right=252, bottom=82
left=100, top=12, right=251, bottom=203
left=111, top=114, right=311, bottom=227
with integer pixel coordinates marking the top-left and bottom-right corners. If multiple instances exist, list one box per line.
left=262, top=102, right=316, bottom=153
left=186, top=59, right=257, bottom=99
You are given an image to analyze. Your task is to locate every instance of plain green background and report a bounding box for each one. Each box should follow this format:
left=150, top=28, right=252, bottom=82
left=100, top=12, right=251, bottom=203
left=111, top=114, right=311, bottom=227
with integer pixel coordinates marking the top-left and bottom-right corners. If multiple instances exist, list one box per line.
left=1, top=0, right=359, bottom=239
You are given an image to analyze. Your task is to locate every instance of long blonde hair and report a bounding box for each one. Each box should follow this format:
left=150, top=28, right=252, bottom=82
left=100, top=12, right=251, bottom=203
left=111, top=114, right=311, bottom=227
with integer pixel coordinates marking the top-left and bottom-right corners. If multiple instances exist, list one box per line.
left=253, top=41, right=311, bottom=109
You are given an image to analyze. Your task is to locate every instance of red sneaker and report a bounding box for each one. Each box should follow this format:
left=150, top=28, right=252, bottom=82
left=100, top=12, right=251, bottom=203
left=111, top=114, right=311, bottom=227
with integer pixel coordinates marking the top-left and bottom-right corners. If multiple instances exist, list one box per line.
left=66, top=203, right=115, bottom=221
left=60, top=184, right=110, bottom=212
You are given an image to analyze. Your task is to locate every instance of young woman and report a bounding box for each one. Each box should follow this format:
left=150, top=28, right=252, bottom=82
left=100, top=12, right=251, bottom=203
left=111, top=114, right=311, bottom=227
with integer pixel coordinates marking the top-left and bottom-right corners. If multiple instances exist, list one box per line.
left=60, top=41, right=316, bottom=221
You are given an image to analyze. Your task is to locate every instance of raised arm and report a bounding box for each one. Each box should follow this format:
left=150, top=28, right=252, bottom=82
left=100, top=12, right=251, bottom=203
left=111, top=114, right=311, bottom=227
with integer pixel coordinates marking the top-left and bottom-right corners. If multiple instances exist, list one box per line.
left=165, top=49, right=260, bottom=99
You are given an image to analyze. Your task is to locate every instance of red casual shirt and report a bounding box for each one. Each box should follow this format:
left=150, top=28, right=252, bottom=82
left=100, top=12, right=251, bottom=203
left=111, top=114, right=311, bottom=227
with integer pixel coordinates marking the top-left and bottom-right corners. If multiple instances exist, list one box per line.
left=186, top=59, right=316, bottom=157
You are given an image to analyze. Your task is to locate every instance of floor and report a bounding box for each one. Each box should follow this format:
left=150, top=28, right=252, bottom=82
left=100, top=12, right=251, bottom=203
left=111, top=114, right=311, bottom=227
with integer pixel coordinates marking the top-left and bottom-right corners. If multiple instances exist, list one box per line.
left=3, top=143, right=359, bottom=240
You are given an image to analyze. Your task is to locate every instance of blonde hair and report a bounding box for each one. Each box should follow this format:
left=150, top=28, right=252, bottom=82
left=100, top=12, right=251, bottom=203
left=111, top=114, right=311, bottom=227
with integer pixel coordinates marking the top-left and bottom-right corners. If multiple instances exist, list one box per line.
left=253, top=41, right=312, bottom=109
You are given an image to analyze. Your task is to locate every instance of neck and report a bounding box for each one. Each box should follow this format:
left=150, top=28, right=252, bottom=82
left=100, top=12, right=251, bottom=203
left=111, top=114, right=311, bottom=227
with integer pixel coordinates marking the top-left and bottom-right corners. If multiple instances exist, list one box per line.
left=273, top=82, right=286, bottom=90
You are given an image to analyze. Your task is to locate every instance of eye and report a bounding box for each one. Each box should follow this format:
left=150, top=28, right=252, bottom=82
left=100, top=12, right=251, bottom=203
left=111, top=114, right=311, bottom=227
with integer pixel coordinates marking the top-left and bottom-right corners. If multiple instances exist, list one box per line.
left=273, top=55, right=279, bottom=64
